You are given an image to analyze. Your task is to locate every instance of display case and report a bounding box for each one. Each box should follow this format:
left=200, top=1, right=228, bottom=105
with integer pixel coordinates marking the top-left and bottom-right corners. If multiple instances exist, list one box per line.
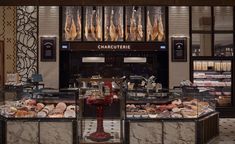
left=104, top=6, right=124, bottom=41
left=192, top=59, right=233, bottom=107
left=62, top=6, right=82, bottom=41
left=78, top=78, right=124, bottom=144
left=124, top=75, right=216, bottom=119
left=0, top=88, right=79, bottom=144
left=123, top=76, right=219, bottom=144
left=83, top=6, right=103, bottom=41
left=125, top=6, right=145, bottom=41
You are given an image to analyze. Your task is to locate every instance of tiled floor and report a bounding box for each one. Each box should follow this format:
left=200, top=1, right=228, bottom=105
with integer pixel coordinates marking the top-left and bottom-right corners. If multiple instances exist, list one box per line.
left=209, top=118, right=235, bottom=144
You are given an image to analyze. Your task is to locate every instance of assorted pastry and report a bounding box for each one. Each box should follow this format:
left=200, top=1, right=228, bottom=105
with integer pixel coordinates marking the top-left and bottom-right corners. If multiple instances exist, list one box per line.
left=0, top=99, right=79, bottom=118
left=126, top=98, right=214, bottom=119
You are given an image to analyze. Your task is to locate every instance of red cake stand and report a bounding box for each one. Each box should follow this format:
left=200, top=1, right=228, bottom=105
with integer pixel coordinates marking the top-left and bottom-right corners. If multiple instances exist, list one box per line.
left=86, top=82, right=114, bottom=142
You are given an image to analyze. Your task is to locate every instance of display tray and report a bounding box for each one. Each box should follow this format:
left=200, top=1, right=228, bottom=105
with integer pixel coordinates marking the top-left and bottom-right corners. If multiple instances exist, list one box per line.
left=80, top=119, right=122, bottom=144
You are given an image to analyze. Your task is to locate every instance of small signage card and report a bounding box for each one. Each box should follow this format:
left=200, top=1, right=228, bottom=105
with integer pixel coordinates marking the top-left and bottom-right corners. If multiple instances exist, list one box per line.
left=41, top=37, right=56, bottom=61
left=171, top=37, right=187, bottom=62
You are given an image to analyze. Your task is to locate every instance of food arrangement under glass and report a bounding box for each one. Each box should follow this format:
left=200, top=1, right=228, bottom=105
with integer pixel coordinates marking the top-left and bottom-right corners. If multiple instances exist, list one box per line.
left=126, top=98, right=214, bottom=119
left=62, top=6, right=82, bottom=41
left=104, top=6, right=123, bottom=41
left=125, top=6, right=145, bottom=41
left=146, top=6, right=165, bottom=42
left=84, top=6, right=103, bottom=41
left=193, top=60, right=232, bottom=107
left=0, top=99, right=78, bottom=118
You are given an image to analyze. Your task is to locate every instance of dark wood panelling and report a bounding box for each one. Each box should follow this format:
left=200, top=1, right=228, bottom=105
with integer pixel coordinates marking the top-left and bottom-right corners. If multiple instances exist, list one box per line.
left=0, top=0, right=235, bottom=6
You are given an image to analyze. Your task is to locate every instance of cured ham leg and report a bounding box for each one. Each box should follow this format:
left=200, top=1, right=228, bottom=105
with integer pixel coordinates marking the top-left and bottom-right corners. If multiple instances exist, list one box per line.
left=84, top=8, right=89, bottom=40
left=109, top=9, right=118, bottom=41
left=157, top=14, right=164, bottom=41
left=64, top=10, right=72, bottom=41
left=69, top=18, right=77, bottom=41
left=146, top=11, right=152, bottom=41
left=76, top=10, right=81, bottom=39
left=125, top=14, right=129, bottom=40
left=117, top=8, right=123, bottom=39
left=151, top=15, right=158, bottom=41
left=136, top=8, right=143, bottom=41
left=129, top=8, right=137, bottom=41
left=96, top=9, right=102, bottom=41
left=91, top=10, right=97, bottom=41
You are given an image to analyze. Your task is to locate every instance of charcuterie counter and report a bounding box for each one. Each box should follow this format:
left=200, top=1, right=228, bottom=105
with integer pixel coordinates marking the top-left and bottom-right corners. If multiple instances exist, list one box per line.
left=0, top=79, right=219, bottom=144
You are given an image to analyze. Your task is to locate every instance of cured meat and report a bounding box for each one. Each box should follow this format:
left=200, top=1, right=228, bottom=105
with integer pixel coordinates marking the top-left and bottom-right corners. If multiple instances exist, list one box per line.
left=64, top=10, right=72, bottom=41
left=117, top=8, right=123, bottom=39
left=136, top=9, right=143, bottom=41
left=109, top=10, right=118, bottom=41
left=76, top=10, right=81, bottom=39
left=70, top=18, right=77, bottom=41
left=90, top=10, right=97, bottom=41
left=151, top=15, right=158, bottom=41
left=129, top=8, right=137, bottom=41
left=84, top=9, right=89, bottom=40
left=125, top=15, right=129, bottom=40
left=157, top=14, right=164, bottom=41
left=146, top=11, right=153, bottom=41
left=95, top=9, right=102, bottom=41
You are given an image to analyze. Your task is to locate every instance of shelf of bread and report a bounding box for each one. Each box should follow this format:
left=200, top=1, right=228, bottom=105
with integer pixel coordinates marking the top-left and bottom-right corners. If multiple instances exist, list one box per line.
left=126, top=98, right=214, bottom=119
left=0, top=99, right=79, bottom=118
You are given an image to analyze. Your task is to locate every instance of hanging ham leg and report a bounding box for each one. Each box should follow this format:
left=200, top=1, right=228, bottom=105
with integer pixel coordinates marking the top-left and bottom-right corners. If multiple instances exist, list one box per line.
left=125, top=14, right=129, bottom=40
left=110, top=9, right=118, bottom=41
left=84, top=8, right=89, bottom=40
left=129, top=8, right=137, bottom=41
left=76, top=10, right=81, bottom=39
left=151, top=15, right=158, bottom=41
left=136, top=8, right=143, bottom=41
left=91, top=10, right=97, bottom=41
left=64, top=10, right=72, bottom=41
left=96, top=9, right=102, bottom=41
left=117, top=8, right=123, bottom=39
left=146, top=11, right=152, bottom=41
left=157, top=14, right=164, bottom=41
left=69, top=17, right=77, bottom=41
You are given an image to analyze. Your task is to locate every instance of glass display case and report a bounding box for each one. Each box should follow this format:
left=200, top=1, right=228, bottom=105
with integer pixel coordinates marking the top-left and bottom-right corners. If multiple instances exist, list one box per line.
left=124, top=76, right=216, bottom=119
left=62, top=6, right=82, bottom=41
left=193, top=59, right=232, bottom=107
left=0, top=89, right=78, bottom=118
left=83, top=6, right=103, bottom=41
left=104, top=6, right=123, bottom=41
left=125, top=6, right=145, bottom=41
left=0, top=88, right=79, bottom=144
left=146, top=6, right=165, bottom=42
left=78, top=78, right=124, bottom=144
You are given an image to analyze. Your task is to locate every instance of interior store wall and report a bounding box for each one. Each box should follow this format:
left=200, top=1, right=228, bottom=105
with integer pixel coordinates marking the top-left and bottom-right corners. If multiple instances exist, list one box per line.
left=0, top=6, right=17, bottom=82
left=39, top=6, right=59, bottom=89
left=169, top=6, right=190, bottom=88
left=16, top=6, right=38, bottom=82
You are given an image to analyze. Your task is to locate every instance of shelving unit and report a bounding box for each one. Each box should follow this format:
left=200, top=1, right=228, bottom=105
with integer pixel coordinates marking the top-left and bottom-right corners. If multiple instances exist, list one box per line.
left=192, top=59, right=233, bottom=107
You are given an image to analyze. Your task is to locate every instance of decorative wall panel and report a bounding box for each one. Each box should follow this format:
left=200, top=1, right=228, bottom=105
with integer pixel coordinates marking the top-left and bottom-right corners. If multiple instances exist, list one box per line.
left=0, top=6, right=17, bottom=82
left=16, top=6, right=38, bottom=82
